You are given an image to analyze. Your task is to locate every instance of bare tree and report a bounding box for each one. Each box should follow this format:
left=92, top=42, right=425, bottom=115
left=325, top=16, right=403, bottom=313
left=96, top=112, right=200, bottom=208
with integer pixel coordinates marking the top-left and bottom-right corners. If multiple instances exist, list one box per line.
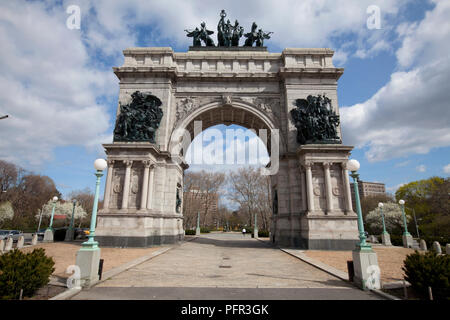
left=183, top=170, right=225, bottom=229
left=228, top=166, right=272, bottom=231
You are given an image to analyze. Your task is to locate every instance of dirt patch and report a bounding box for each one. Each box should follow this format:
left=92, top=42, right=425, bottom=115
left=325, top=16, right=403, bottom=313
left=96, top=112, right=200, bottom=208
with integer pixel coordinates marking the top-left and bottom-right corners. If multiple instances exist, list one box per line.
left=304, top=246, right=416, bottom=283
left=20, top=242, right=165, bottom=279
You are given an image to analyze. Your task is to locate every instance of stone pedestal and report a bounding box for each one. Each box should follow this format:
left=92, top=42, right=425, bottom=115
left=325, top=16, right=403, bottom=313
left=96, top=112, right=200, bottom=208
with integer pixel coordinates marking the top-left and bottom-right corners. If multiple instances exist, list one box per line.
left=4, top=237, right=13, bottom=251
left=31, top=234, right=38, bottom=246
left=17, top=236, right=24, bottom=248
left=402, top=234, right=413, bottom=248
left=432, top=241, right=442, bottom=254
left=43, top=229, right=53, bottom=243
left=0, top=239, right=5, bottom=252
left=419, top=239, right=427, bottom=251
left=272, top=145, right=359, bottom=250
left=195, top=227, right=201, bottom=236
left=65, top=228, right=75, bottom=242
left=95, top=143, right=185, bottom=247
left=352, top=249, right=381, bottom=290
left=76, top=247, right=101, bottom=288
left=381, top=233, right=391, bottom=246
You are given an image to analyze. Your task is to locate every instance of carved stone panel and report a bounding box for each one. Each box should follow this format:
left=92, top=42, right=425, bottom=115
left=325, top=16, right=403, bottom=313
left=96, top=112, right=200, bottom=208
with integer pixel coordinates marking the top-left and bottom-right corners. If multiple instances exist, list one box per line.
left=110, top=166, right=125, bottom=209
left=330, top=164, right=345, bottom=211
left=311, top=164, right=326, bottom=210
left=128, top=167, right=143, bottom=209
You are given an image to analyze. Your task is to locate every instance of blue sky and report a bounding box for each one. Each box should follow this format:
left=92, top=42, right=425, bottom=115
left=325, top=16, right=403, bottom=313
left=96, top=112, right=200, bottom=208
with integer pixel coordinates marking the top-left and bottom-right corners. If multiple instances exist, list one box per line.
left=0, top=0, right=449, bottom=202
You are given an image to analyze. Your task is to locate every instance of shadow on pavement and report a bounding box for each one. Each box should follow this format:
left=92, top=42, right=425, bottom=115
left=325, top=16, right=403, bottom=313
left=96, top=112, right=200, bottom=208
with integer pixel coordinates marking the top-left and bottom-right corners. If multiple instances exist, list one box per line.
left=191, top=235, right=275, bottom=249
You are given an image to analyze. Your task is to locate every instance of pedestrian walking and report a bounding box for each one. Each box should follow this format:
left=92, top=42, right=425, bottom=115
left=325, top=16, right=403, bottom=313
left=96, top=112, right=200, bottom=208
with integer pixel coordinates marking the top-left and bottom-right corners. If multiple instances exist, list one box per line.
left=242, top=228, right=246, bottom=237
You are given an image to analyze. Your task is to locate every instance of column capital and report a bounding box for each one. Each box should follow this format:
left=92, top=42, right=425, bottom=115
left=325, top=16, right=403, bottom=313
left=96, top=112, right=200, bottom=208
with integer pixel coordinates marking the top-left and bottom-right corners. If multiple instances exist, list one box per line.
left=341, top=161, right=349, bottom=170
left=303, top=161, right=313, bottom=169
left=323, top=161, right=332, bottom=169
left=107, top=159, right=115, bottom=166
left=123, top=160, right=133, bottom=167
left=143, top=160, right=155, bottom=169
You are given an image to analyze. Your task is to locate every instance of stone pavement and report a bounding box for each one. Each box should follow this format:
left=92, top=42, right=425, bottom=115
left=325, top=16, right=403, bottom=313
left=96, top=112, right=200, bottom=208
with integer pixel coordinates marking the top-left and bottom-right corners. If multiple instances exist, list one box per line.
left=72, top=232, right=382, bottom=300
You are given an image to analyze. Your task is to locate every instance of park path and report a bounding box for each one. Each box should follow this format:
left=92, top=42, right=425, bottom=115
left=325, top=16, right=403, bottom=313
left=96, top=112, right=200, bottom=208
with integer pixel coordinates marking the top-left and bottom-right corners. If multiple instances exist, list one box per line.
left=72, top=232, right=382, bottom=300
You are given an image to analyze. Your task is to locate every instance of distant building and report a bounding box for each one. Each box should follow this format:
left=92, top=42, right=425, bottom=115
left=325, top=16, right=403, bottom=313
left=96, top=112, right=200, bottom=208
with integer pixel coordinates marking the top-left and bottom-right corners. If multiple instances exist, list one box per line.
left=350, top=180, right=386, bottom=207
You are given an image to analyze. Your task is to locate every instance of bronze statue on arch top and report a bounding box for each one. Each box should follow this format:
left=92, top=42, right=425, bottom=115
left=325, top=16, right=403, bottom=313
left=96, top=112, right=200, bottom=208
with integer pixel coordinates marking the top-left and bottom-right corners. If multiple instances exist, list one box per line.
left=185, top=9, right=273, bottom=48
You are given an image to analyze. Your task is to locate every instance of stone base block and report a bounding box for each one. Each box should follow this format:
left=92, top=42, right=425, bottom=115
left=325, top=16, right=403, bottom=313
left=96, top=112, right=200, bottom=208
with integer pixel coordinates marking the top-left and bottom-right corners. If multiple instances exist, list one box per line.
left=95, top=213, right=184, bottom=247
left=76, top=247, right=101, bottom=288
left=31, top=234, right=38, bottom=246
left=352, top=249, right=381, bottom=290
left=43, top=229, right=54, bottom=242
left=196, top=227, right=201, bottom=236
left=402, top=234, right=413, bottom=248
left=4, top=238, right=13, bottom=251
left=381, top=233, right=391, bottom=246
left=65, top=228, right=75, bottom=242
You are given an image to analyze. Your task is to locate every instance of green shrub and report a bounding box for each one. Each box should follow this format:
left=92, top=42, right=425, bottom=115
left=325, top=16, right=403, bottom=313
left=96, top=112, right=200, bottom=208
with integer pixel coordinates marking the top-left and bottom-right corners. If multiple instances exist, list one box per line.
left=389, top=234, right=403, bottom=246
left=0, top=248, right=55, bottom=300
left=200, top=227, right=210, bottom=233
left=420, top=236, right=450, bottom=249
left=258, top=230, right=270, bottom=237
left=185, top=229, right=196, bottom=235
left=402, top=251, right=450, bottom=300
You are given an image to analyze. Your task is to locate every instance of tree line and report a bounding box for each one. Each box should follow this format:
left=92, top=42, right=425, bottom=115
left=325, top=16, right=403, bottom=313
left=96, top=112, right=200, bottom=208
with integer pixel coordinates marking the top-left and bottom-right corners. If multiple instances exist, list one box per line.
left=0, top=159, right=98, bottom=231
left=183, top=166, right=272, bottom=232
left=360, top=176, right=449, bottom=240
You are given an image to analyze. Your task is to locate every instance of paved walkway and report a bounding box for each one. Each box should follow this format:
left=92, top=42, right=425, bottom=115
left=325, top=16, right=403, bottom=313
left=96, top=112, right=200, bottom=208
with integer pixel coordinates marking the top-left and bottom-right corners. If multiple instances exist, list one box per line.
left=72, top=232, right=382, bottom=300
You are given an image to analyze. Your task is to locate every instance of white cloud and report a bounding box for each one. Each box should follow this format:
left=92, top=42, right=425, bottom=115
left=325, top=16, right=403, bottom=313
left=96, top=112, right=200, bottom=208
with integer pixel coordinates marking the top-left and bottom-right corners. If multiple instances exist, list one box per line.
left=0, top=1, right=115, bottom=167
left=0, top=0, right=416, bottom=168
left=444, top=164, right=450, bottom=174
left=386, top=183, right=405, bottom=193
left=416, top=164, right=426, bottom=172
left=341, top=0, right=450, bottom=162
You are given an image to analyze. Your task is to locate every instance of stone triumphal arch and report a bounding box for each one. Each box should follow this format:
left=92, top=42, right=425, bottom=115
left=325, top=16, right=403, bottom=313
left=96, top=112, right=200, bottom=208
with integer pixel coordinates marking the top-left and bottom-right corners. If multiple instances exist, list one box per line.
left=95, top=46, right=359, bottom=250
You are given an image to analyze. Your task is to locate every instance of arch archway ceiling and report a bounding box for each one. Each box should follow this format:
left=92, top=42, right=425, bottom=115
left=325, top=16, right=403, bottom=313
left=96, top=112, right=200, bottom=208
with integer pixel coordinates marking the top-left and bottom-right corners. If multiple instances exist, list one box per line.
left=184, top=105, right=270, bottom=140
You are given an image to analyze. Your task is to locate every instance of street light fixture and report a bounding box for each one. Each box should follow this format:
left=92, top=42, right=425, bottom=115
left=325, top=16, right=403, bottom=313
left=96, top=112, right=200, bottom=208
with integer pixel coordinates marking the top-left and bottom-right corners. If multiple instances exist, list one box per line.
left=347, top=159, right=380, bottom=290
left=76, top=158, right=107, bottom=287
left=43, top=196, right=58, bottom=242
left=347, top=159, right=371, bottom=251
left=399, top=199, right=413, bottom=248
left=378, top=202, right=391, bottom=246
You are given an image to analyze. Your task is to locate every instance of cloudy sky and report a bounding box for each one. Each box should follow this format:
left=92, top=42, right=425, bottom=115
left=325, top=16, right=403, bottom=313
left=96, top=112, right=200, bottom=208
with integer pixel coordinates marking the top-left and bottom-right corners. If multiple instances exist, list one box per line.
left=0, top=0, right=449, bottom=200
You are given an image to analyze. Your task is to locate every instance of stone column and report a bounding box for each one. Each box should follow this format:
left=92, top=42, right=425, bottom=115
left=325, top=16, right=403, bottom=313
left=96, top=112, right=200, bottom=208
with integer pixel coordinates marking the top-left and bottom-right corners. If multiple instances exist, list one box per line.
left=300, top=170, right=307, bottom=211
left=341, top=162, right=353, bottom=213
left=146, top=164, right=155, bottom=209
left=304, top=162, right=314, bottom=213
left=103, top=160, right=114, bottom=209
left=140, top=161, right=151, bottom=210
left=323, top=162, right=333, bottom=213
left=121, top=160, right=133, bottom=210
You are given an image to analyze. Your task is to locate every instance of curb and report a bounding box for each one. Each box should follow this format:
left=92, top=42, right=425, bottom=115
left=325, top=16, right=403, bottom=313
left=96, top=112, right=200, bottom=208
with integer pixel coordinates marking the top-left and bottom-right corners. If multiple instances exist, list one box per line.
left=278, top=248, right=399, bottom=300
left=369, top=288, right=401, bottom=300
left=49, top=287, right=82, bottom=300
left=51, top=246, right=173, bottom=300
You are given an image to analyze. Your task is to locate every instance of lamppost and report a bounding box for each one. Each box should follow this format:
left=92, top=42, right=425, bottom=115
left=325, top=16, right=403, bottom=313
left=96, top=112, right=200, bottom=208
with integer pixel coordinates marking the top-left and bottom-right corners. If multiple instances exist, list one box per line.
left=412, top=208, right=420, bottom=239
left=347, top=159, right=380, bottom=290
left=399, top=199, right=413, bottom=248
left=43, top=196, right=58, bottom=242
left=75, top=159, right=107, bottom=287
left=378, top=202, right=391, bottom=246
left=347, top=159, right=371, bottom=250
left=65, top=200, right=77, bottom=241
left=253, top=213, right=258, bottom=239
